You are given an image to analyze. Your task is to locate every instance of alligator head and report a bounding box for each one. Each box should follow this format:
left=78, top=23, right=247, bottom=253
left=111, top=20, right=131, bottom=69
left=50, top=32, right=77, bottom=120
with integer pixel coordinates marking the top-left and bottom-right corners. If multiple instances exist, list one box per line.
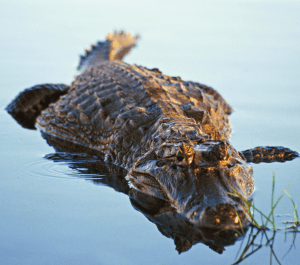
left=45, top=148, right=251, bottom=254
left=127, top=140, right=254, bottom=230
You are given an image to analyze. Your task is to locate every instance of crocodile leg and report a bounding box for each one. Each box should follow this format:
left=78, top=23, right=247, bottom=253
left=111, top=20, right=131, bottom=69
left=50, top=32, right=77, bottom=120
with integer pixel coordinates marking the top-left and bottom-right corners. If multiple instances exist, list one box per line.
left=6, top=84, right=69, bottom=129
left=240, top=146, right=299, bottom=163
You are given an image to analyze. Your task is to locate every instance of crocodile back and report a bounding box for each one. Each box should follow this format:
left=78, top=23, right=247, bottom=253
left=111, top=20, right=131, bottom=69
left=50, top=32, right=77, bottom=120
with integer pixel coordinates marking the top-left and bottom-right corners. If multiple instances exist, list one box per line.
left=37, top=61, right=232, bottom=168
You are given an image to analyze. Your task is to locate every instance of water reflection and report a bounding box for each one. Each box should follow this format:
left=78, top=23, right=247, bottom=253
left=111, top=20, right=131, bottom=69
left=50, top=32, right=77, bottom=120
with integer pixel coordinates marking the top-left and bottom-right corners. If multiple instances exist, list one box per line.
left=233, top=225, right=300, bottom=264
left=43, top=135, right=248, bottom=254
left=44, top=147, right=300, bottom=263
left=40, top=132, right=299, bottom=262
left=42, top=150, right=300, bottom=263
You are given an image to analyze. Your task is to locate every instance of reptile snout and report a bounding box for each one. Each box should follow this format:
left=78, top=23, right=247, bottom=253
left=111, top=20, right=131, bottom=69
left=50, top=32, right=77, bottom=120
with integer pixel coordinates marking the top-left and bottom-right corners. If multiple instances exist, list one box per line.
left=193, top=203, right=249, bottom=228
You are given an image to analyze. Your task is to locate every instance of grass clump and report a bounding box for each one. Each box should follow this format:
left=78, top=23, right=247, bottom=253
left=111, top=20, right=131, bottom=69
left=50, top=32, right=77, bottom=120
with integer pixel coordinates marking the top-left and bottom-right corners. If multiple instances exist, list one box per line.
left=228, top=173, right=300, bottom=265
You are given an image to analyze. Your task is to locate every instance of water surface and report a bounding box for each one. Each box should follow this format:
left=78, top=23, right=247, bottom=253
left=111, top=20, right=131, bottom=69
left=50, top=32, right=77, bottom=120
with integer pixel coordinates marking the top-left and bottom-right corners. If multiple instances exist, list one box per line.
left=1, top=1, right=300, bottom=264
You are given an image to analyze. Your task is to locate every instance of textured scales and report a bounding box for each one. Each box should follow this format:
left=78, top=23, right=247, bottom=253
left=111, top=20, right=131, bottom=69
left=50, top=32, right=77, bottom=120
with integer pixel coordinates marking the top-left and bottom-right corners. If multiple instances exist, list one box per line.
left=6, top=84, right=69, bottom=129
left=38, top=61, right=232, bottom=169
left=6, top=31, right=299, bottom=237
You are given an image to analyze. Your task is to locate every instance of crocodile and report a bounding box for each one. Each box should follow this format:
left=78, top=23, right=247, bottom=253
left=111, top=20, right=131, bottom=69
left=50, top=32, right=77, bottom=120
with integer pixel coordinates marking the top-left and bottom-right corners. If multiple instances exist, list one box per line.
left=44, top=151, right=249, bottom=254
left=6, top=31, right=299, bottom=247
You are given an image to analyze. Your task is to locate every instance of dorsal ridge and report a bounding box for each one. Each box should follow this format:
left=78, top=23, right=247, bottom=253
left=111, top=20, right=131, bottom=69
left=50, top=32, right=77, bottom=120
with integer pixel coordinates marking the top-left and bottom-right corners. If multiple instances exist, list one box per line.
left=77, top=30, right=140, bottom=71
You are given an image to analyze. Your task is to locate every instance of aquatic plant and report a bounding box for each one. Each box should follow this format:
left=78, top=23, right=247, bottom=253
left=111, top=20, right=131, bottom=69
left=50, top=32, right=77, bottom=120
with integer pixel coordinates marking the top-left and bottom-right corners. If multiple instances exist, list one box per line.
left=229, top=173, right=300, bottom=264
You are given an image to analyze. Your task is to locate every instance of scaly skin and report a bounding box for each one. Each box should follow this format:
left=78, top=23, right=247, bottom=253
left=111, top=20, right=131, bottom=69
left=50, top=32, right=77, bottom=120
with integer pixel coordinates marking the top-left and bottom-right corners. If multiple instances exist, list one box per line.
left=6, top=84, right=69, bottom=129
left=241, top=146, right=299, bottom=163
left=6, top=31, right=299, bottom=235
left=36, top=59, right=254, bottom=229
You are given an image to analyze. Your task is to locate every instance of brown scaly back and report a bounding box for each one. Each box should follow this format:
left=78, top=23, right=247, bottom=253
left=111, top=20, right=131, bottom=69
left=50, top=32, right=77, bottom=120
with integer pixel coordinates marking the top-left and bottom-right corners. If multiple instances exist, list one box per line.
left=37, top=60, right=234, bottom=170
left=77, top=31, right=140, bottom=71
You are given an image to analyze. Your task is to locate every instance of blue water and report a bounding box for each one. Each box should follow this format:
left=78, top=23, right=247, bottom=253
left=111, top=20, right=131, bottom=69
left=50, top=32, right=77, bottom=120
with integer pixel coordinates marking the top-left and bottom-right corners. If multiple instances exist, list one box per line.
left=1, top=1, right=300, bottom=264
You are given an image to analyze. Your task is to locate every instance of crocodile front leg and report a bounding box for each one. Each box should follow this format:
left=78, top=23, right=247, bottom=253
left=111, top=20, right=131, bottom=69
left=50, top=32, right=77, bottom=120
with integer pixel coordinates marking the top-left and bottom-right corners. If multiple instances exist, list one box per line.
left=240, top=146, right=299, bottom=163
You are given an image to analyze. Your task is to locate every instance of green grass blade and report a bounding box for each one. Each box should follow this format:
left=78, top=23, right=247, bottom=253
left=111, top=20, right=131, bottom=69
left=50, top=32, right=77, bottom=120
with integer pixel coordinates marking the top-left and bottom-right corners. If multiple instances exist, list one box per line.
left=284, top=190, right=300, bottom=225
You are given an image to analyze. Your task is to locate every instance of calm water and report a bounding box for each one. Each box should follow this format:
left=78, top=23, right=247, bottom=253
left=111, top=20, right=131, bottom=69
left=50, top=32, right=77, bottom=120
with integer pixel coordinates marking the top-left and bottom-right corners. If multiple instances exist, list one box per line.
left=1, top=1, right=300, bottom=264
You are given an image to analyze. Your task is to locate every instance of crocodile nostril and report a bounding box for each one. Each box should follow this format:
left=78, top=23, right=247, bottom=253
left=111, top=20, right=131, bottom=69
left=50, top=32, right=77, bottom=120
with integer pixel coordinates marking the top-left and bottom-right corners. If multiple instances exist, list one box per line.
left=206, top=206, right=211, bottom=212
left=197, top=203, right=248, bottom=227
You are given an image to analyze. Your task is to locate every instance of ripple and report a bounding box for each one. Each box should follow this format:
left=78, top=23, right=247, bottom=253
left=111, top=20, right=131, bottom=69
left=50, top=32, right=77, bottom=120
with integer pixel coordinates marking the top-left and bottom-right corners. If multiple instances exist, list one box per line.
left=16, top=154, right=108, bottom=181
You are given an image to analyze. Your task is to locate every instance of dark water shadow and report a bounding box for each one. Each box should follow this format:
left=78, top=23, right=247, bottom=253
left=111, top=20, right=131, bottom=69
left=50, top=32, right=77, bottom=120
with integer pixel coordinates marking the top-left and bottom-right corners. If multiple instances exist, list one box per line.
left=42, top=132, right=249, bottom=255
left=45, top=151, right=249, bottom=254
left=45, top=150, right=300, bottom=263
left=40, top=133, right=299, bottom=263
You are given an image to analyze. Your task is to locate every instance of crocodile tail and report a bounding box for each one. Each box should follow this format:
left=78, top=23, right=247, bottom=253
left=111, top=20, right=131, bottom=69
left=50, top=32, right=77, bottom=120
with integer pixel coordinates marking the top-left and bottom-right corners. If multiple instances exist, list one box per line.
left=77, top=30, right=140, bottom=71
left=6, top=84, right=69, bottom=129
left=240, top=146, right=299, bottom=164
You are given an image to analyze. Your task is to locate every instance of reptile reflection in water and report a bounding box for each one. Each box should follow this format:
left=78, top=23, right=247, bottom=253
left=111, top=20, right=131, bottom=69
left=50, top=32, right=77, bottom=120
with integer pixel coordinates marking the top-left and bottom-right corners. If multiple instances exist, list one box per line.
left=44, top=137, right=246, bottom=254
left=6, top=31, right=299, bottom=256
left=43, top=151, right=299, bottom=262
left=42, top=133, right=299, bottom=257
